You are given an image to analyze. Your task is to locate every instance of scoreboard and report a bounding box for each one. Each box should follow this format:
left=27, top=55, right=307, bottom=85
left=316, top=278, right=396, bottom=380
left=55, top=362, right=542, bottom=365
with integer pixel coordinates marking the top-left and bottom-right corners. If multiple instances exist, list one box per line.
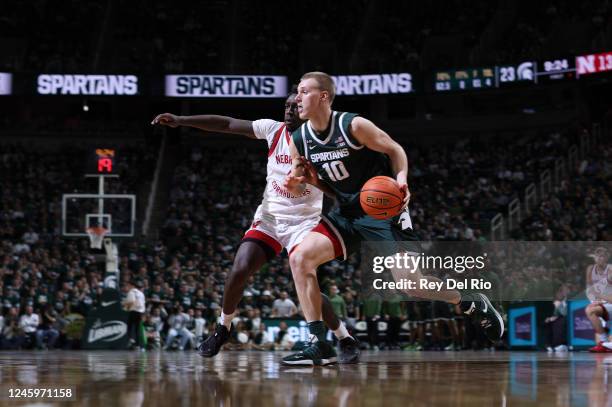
left=432, top=54, right=594, bottom=92
left=434, top=68, right=495, bottom=91
left=497, top=61, right=535, bottom=85
left=537, top=58, right=576, bottom=81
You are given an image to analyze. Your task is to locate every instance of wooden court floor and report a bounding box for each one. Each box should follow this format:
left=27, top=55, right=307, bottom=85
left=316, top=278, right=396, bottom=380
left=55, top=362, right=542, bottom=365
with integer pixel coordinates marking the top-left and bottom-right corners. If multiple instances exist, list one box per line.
left=0, top=350, right=610, bottom=406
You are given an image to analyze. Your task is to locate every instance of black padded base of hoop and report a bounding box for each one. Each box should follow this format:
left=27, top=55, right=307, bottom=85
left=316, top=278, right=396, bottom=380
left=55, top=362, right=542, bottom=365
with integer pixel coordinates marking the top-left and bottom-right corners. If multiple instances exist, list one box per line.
left=91, top=253, right=108, bottom=263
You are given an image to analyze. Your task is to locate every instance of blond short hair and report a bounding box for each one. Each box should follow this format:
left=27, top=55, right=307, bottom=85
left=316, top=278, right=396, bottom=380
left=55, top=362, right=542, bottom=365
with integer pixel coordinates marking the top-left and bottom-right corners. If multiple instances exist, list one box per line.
left=301, top=71, right=336, bottom=105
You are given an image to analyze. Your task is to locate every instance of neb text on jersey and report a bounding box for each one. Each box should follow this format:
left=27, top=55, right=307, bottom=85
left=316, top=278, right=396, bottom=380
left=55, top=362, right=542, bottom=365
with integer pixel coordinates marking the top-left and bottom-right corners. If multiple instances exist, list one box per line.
left=275, top=154, right=291, bottom=165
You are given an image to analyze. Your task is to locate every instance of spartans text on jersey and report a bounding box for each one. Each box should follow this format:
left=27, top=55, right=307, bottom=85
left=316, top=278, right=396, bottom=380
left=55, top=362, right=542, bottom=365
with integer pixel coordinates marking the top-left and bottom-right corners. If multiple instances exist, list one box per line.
left=309, top=148, right=350, bottom=163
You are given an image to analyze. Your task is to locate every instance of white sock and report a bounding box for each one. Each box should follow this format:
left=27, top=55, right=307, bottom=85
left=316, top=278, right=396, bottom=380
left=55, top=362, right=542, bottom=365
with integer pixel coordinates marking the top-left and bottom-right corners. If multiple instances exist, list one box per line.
left=221, top=312, right=234, bottom=329
left=333, top=322, right=350, bottom=340
left=598, top=333, right=608, bottom=343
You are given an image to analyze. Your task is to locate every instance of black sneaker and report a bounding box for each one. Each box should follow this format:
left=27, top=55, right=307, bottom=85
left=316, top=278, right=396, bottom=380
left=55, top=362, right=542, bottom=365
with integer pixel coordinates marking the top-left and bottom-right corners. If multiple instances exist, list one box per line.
left=461, top=293, right=504, bottom=342
left=198, top=325, right=230, bottom=357
left=338, top=336, right=360, bottom=364
left=282, top=339, right=337, bottom=366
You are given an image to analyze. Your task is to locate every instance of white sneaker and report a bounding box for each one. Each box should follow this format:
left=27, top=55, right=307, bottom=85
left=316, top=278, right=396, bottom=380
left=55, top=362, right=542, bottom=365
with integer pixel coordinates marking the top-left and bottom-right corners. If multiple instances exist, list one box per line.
left=554, top=345, right=568, bottom=352
left=546, top=346, right=553, bottom=353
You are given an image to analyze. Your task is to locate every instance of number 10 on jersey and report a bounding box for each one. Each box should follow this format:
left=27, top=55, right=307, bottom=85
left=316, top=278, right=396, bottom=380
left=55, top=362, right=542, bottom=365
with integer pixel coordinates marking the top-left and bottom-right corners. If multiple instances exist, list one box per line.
left=322, top=160, right=350, bottom=182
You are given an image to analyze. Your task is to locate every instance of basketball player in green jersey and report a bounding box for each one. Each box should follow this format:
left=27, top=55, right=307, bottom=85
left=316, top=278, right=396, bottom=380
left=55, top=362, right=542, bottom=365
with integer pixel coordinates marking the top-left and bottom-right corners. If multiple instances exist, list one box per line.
left=282, top=72, right=503, bottom=366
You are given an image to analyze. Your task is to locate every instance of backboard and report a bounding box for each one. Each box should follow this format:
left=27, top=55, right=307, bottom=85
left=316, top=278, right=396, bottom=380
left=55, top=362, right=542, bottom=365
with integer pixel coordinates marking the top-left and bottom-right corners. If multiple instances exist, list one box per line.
left=62, top=193, right=136, bottom=238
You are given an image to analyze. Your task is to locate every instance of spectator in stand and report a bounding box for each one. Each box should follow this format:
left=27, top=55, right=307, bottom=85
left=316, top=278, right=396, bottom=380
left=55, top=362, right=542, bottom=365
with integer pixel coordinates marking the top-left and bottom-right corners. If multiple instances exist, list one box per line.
left=164, top=305, right=194, bottom=351
left=544, top=285, right=569, bottom=352
left=231, top=320, right=251, bottom=350
left=36, top=303, right=59, bottom=350
left=344, top=291, right=360, bottom=330
left=327, top=285, right=347, bottom=321
left=193, top=308, right=206, bottom=342
left=19, top=305, right=39, bottom=349
left=275, top=321, right=294, bottom=351
left=143, top=313, right=161, bottom=350
left=362, top=296, right=382, bottom=350
left=271, top=291, right=297, bottom=318
left=252, top=322, right=275, bottom=350
left=258, top=290, right=275, bottom=317
left=1, top=307, right=21, bottom=350
left=382, top=294, right=405, bottom=350
left=54, top=309, right=72, bottom=350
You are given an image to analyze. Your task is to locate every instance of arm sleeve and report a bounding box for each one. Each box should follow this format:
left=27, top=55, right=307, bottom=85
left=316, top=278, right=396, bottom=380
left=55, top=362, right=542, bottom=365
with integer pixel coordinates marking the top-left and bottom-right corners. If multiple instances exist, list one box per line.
left=252, top=119, right=281, bottom=143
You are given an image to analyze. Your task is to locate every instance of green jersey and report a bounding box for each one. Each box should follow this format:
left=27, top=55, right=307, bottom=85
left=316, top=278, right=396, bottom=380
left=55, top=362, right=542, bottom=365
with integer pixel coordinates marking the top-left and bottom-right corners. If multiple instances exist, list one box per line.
left=329, top=294, right=347, bottom=319
left=292, top=111, right=392, bottom=215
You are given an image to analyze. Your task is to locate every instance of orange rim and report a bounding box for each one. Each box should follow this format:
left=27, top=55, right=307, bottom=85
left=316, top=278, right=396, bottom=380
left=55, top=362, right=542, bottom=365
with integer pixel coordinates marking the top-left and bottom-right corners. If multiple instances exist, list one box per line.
left=86, top=226, right=108, bottom=236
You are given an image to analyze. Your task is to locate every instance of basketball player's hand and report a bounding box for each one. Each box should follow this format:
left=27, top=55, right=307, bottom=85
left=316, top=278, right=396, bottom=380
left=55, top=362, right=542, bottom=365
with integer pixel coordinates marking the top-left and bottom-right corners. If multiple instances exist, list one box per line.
left=151, top=113, right=181, bottom=128
left=284, top=173, right=306, bottom=193
left=398, top=182, right=410, bottom=208
left=301, top=159, right=319, bottom=186
left=284, top=157, right=307, bottom=192
left=284, top=156, right=307, bottom=193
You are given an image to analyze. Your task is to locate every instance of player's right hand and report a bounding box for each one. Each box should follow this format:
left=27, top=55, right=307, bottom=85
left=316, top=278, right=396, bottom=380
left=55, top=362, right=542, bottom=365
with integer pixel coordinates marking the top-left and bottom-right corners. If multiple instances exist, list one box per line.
left=398, top=182, right=411, bottom=209
left=299, top=158, right=319, bottom=186
left=284, top=156, right=308, bottom=193
left=151, top=113, right=181, bottom=128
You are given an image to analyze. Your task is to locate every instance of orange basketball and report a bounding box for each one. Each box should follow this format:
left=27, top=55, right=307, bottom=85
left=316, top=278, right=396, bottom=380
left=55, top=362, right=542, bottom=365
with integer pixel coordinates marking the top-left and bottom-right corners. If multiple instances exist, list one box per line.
left=360, top=176, right=405, bottom=220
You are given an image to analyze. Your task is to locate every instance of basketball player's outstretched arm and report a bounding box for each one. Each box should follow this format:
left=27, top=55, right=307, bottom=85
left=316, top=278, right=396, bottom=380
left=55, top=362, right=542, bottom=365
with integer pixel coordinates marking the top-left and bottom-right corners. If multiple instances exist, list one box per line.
left=151, top=113, right=256, bottom=138
left=285, top=139, right=336, bottom=198
left=350, top=117, right=410, bottom=206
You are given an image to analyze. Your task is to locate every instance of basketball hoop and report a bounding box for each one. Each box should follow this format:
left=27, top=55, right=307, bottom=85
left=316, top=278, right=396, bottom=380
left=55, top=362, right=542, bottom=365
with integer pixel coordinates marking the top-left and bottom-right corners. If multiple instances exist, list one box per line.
left=86, top=226, right=108, bottom=249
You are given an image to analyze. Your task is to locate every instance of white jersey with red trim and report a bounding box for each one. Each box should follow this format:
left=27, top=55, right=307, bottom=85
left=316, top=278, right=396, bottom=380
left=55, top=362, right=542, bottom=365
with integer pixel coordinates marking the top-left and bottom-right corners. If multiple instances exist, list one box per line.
left=591, top=264, right=611, bottom=286
left=252, top=119, right=323, bottom=220
left=589, top=264, right=612, bottom=302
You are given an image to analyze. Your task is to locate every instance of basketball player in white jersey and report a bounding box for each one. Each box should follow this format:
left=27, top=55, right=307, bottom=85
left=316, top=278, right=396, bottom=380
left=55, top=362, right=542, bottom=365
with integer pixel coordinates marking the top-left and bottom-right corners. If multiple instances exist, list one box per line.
left=585, top=247, right=612, bottom=352
left=151, top=87, right=359, bottom=363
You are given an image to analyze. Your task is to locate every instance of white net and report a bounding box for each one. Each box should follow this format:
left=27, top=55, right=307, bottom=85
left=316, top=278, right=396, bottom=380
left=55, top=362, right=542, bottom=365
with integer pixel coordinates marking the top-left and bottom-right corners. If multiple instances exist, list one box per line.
left=86, top=226, right=108, bottom=249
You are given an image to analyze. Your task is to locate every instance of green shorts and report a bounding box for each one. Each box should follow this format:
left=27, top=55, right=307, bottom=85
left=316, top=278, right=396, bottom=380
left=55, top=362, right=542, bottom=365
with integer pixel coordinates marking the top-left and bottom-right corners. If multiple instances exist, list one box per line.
left=315, top=207, right=422, bottom=260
